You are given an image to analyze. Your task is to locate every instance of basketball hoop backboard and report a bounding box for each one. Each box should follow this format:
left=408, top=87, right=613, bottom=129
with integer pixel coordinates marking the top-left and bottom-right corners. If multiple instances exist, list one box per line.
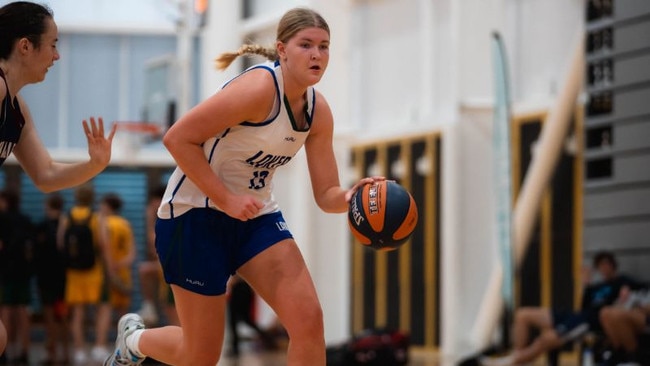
left=112, top=121, right=164, bottom=160
left=143, top=55, right=176, bottom=134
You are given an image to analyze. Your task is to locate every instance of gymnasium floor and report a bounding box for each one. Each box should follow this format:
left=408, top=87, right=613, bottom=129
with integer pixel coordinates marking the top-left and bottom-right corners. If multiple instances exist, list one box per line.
left=21, top=346, right=441, bottom=365
left=14, top=323, right=577, bottom=366
left=19, top=343, right=579, bottom=366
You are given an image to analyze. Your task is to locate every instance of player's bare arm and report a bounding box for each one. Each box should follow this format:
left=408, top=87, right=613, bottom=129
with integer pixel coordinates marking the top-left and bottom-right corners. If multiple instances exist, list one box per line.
left=12, top=95, right=115, bottom=192
left=163, top=69, right=276, bottom=220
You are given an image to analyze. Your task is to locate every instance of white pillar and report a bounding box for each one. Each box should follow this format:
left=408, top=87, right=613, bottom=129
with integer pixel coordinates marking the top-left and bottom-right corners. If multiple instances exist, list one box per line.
left=441, top=123, right=463, bottom=366
left=176, top=0, right=193, bottom=114
left=199, top=1, right=241, bottom=99
left=418, top=0, right=435, bottom=122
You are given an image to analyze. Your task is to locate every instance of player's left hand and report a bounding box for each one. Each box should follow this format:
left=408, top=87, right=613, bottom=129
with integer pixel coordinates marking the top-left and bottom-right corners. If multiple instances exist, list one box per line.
left=345, top=176, right=386, bottom=203
left=83, top=117, right=116, bottom=167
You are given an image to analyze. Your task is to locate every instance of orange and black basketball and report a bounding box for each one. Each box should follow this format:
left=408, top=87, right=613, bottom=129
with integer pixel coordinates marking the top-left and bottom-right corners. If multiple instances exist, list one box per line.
left=348, top=180, right=418, bottom=250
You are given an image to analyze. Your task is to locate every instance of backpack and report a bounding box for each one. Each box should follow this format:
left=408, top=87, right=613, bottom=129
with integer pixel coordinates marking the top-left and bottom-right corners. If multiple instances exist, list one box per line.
left=63, top=211, right=96, bottom=270
left=326, top=328, right=410, bottom=366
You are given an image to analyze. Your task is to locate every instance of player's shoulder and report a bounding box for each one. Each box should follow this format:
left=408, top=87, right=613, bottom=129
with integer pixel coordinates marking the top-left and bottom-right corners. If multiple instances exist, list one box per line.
left=222, top=66, right=276, bottom=102
left=312, top=89, right=332, bottom=119
left=227, top=63, right=276, bottom=87
left=313, top=89, right=329, bottom=106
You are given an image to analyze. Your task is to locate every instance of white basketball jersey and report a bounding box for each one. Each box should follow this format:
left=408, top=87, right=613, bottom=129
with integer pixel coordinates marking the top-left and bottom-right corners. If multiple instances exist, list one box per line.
left=158, top=61, right=315, bottom=219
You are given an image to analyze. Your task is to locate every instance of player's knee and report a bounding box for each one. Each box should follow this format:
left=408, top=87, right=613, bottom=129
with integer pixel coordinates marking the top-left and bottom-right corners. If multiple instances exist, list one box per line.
left=303, top=303, right=324, bottom=331
left=286, top=302, right=324, bottom=338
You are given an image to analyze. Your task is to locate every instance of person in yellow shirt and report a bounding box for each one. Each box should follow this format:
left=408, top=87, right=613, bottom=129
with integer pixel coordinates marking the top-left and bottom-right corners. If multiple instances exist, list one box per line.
left=57, top=184, right=104, bottom=365
left=92, top=192, right=136, bottom=362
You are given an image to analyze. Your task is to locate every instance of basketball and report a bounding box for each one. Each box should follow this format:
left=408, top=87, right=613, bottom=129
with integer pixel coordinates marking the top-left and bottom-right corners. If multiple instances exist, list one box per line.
left=348, top=180, right=418, bottom=250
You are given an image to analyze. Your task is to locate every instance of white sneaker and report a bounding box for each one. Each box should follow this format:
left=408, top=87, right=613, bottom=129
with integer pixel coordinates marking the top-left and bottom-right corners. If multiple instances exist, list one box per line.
left=73, top=349, right=88, bottom=365
left=137, top=301, right=158, bottom=326
left=91, top=346, right=111, bottom=362
left=103, top=313, right=146, bottom=366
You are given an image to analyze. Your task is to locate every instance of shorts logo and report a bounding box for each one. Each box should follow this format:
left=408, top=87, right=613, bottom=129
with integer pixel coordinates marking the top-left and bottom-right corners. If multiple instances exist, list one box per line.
left=186, top=278, right=205, bottom=287
left=276, top=221, right=289, bottom=231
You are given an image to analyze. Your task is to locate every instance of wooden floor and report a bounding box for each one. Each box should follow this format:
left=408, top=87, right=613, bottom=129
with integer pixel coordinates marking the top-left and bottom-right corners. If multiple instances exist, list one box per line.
left=20, top=345, right=442, bottom=365
left=216, top=349, right=440, bottom=366
left=214, top=349, right=578, bottom=366
left=192, top=349, right=578, bottom=366
left=156, top=349, right=441, bottom=366
left=17, top=341, right=579, bottom=365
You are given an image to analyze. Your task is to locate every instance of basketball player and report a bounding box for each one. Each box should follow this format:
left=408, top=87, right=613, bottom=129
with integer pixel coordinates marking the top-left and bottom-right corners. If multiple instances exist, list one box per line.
left=0, top=1, right=115, bottom=355
left=104, top=7, right=381, bottom=366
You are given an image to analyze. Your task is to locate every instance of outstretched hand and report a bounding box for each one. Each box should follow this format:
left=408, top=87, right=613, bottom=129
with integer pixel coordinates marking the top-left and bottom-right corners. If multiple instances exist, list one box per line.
left=83, top=117, right=116, bottom=167
left=345, top=176, right=386, bottom=203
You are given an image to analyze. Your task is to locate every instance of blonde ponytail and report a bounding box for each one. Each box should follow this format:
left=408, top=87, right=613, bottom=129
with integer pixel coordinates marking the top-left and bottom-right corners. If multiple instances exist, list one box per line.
left=214, top=44, right=278, bottom=71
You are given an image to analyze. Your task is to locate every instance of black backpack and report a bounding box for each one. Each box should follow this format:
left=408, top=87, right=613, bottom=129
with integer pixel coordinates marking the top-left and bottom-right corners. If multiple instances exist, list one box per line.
left=63, top=211, right=96, bottom=270
left=326, top=328, right=410, bottom=366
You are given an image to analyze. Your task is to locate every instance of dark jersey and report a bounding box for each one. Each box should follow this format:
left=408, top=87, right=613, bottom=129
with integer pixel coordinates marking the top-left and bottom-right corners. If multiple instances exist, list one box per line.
left=35, top=217, right=66, bottom=277
left=0, top=210, right=35, bottom=280
left=0, top=68, right=26, bottom=167
left=581, top=274, right=646, bottom=329
left=34, top=216, right=67, bottom=303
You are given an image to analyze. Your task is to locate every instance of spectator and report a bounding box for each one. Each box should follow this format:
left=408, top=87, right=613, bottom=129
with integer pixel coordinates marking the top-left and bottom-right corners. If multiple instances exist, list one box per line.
left=136, top=186, right=178, bottom=327
left=34, top=193, right=69, bottom=364
left=481, top=250, right=644, bottom=366
left=91, top=192, right=136, bottom=362
left=138, top=186, right=179, bottom=366
left=599, top=286, right=650, bottom=365
left=0, top=190, right=35, bottom=364
left=57, top=184, right=104, bottom=365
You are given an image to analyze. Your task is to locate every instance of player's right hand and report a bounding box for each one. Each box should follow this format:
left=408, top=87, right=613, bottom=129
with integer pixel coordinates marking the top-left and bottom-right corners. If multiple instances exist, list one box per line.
left=221, top=194, right=265, bottom=221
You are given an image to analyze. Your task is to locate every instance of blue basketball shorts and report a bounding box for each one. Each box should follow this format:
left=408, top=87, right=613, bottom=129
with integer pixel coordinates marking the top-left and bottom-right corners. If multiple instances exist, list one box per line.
left=155, top=208, right=293, bottom=296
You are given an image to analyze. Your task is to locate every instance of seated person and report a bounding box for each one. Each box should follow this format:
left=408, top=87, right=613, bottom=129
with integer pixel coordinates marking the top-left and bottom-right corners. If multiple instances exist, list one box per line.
left=599, top=287, right=650, bottom=365
left=481, top=250, right=644, bottom=366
